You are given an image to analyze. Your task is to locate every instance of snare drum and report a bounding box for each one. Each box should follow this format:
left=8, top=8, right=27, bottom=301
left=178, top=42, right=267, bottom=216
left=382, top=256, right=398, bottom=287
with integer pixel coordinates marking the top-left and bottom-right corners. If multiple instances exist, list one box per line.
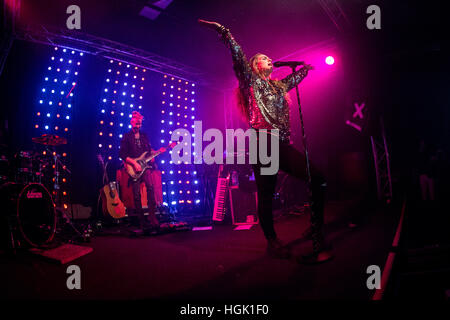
left=14, top=151, right=34, bottom=183
left=15, top=151, right=34, bottom=171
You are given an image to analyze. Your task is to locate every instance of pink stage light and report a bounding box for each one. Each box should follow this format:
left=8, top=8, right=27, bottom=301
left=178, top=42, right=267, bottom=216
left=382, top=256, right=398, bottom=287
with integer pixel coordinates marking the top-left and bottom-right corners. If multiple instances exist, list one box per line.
left=325, top=56, right=335, bottom=65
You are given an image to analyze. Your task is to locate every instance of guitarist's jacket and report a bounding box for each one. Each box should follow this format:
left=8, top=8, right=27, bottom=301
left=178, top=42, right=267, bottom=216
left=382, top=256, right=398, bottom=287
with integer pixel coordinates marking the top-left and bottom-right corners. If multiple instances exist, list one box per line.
left=119, top=130, right=158, bottom=175
left=119, top=130, right=154, bottom=165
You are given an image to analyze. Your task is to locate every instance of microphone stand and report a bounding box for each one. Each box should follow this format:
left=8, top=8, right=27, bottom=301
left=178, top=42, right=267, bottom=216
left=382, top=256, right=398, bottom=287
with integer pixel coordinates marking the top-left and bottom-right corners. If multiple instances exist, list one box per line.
left=289, top=65, right=333, bottom=264
left=46, top=146, right=87, bottom=243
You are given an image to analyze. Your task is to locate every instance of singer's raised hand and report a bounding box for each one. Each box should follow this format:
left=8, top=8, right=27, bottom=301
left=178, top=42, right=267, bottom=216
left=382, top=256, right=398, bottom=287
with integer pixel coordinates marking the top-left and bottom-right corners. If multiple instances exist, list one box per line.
left=303, top=64, right=314, bottom=71
left=198, top=19, right=224, bottom=33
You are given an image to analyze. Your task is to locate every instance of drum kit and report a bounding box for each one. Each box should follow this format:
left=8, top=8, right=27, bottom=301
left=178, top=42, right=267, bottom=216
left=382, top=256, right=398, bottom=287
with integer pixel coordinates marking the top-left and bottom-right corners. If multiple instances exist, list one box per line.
left=0, top=134, right=76, bottom=249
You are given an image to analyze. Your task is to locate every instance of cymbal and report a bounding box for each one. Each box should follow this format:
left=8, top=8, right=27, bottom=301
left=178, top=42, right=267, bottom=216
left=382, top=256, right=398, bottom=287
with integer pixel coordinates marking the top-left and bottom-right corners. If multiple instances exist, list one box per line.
left=32, top=134, right=67, bottom=146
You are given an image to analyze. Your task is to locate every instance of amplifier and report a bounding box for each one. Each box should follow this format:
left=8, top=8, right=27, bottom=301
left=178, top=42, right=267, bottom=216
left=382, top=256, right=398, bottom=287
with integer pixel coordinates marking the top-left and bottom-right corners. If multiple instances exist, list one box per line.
left=228, top=186, right=258, bottom=225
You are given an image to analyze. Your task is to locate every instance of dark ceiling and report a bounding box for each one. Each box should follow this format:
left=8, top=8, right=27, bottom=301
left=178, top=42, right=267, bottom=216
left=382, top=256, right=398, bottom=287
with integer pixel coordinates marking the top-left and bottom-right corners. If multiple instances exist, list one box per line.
left=16, top=0, right=346, bottom=82
left=15, top=0, right=442, bottom=85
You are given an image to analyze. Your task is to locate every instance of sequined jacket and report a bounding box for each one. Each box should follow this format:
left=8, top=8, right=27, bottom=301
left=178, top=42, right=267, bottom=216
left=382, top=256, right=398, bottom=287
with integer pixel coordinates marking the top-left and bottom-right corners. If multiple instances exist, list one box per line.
left=221, top=28, right=309, bottom=142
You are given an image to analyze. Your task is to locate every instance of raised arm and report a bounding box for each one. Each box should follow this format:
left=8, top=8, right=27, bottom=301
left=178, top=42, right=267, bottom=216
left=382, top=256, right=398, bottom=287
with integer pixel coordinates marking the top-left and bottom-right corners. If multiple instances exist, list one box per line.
left=198, top=19, right=253, bottom=87
left=280, top=64, right=314, bottom=92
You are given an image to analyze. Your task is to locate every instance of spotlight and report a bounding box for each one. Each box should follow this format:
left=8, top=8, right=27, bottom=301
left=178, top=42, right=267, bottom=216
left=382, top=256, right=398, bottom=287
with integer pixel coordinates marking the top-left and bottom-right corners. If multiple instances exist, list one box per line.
left=325, top=56, right=335, bottom=65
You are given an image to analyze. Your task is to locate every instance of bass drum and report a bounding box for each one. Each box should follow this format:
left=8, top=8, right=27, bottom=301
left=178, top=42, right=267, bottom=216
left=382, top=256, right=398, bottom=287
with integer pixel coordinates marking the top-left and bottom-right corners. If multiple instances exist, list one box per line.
left=0, top=182, right=56, bottom=248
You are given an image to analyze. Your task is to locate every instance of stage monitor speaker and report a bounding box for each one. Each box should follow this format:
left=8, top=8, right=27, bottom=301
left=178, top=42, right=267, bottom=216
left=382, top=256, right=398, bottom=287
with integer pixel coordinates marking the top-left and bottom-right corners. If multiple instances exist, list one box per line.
left=228, top=186, right=258, bottom=225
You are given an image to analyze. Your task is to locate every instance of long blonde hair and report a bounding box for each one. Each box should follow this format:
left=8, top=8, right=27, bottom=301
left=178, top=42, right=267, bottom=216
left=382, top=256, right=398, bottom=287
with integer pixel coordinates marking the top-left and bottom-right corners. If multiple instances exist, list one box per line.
left=236, top=53, right=289, bottom=122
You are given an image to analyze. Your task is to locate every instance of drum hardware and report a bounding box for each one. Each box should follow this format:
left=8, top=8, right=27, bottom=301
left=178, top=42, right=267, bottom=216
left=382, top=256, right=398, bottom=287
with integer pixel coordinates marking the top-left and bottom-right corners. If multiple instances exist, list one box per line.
left=31, top=134, right=90, bottom=244
left=0, top=134, right=92, bottom=250
left=55, top=218, right=92, bottom=244
left=31, top=134, right=70, bottom=209
left=44, top=146, right=71, bottom=208
left=43, top=149, right=89, bottom=243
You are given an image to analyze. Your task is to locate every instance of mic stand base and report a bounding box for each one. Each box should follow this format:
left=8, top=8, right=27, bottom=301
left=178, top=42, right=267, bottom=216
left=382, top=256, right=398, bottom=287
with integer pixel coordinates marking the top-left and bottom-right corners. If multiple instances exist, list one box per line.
left=298, top=249, right=334, bottom=265
left=289, top=65, right=334, bottom=263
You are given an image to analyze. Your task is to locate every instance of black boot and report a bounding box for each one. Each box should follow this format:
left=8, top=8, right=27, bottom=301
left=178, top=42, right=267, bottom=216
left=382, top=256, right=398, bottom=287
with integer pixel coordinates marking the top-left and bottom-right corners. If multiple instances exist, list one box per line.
left=266, top=238, right=291, bottom=259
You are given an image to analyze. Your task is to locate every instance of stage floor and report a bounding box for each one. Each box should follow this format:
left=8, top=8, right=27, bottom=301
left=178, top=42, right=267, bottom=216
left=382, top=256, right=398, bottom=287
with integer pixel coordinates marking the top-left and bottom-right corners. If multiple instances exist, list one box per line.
left=1, top=200, right=400, bottom=301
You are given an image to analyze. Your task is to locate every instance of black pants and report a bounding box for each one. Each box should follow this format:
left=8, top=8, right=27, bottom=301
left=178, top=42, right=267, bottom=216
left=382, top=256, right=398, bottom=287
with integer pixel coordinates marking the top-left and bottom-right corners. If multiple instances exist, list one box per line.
left=131, top=169, right=158, bottom=228
left=252, top=140, right=327, bottom=250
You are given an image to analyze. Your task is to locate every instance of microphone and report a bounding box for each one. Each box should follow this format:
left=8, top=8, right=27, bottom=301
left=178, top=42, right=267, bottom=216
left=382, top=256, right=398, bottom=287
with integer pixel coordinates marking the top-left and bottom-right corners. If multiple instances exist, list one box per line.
left=273, top=61, right=305, bottom=68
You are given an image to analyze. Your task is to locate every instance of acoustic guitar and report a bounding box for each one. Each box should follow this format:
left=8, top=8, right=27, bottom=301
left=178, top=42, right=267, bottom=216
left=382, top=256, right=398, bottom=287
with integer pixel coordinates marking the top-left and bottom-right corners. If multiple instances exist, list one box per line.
left=125, top=142, right=176, bottom=181
left=98, top=155, right=126, bottom=219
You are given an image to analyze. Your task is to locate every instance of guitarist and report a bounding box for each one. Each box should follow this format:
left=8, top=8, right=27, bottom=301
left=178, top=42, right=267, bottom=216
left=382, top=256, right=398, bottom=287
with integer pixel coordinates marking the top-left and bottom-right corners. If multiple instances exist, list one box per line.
left=119, top=111, right=165, bottom=232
